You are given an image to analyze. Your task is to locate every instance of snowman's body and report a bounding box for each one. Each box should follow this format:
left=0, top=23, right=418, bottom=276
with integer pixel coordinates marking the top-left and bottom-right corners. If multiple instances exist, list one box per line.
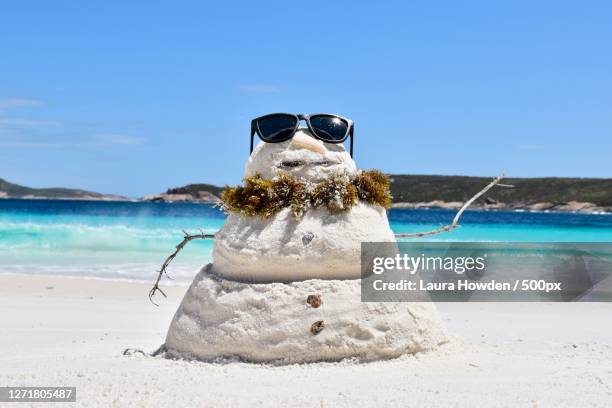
left=164, top=130, right=447, bottom=363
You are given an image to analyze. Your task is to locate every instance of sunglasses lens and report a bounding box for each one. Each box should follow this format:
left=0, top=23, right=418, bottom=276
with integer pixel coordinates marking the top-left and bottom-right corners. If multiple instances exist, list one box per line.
left=309, top=115, right=349, bottom=142
left=257, top=114, right=298, bottom=142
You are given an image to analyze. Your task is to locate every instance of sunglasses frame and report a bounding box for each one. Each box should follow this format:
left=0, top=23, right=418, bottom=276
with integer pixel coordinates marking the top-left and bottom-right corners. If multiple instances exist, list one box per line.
left=250, top=113, right=354, bottom=157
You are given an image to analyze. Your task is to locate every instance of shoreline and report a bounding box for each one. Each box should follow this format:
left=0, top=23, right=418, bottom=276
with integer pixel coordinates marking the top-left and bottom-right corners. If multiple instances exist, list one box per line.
left=2, top=196, right=611, bottom=214
left=392, top=200, right=612, bottom=215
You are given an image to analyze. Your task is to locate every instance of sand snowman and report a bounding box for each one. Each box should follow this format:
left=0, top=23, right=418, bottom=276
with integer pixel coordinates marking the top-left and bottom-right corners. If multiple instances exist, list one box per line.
left=162, top=120, right=447, bottom=363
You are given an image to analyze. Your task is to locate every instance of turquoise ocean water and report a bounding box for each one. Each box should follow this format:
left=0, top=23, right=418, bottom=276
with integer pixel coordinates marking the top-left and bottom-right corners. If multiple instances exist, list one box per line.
left=1, top=199, right=612, bottom=283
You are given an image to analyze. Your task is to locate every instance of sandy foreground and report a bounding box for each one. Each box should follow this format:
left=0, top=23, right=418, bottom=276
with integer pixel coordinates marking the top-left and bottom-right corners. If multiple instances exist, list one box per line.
left=1, top=274, right=611, bottom=407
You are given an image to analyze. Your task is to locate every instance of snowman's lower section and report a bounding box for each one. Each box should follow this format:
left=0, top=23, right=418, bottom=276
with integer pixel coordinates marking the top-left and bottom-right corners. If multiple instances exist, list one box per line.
left=164, top=264, right=448, bottom=364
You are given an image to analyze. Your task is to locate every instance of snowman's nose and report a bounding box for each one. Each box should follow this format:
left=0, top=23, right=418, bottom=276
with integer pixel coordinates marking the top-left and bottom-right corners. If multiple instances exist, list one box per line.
left=290, top=131, right=326, bottom=154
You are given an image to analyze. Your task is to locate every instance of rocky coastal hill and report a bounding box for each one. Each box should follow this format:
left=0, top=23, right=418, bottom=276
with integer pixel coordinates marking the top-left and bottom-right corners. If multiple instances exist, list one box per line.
left=0, top=178, right=128, bottom=201
left=142, top=183, right=223, bottom=203
left=4, top=175, right=612, bottom=213
left=389, top=175, right=612, bottom=213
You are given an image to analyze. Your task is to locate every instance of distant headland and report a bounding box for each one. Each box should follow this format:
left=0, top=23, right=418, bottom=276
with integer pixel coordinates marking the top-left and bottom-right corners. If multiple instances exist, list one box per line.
left=2, top=175, right=611, bottom=214
left=0, top=178, right=129, bottom=201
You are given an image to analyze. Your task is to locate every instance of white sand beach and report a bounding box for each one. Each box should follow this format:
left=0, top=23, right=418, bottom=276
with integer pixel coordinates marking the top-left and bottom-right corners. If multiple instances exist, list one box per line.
left=1, top=273, right=611, bottom=407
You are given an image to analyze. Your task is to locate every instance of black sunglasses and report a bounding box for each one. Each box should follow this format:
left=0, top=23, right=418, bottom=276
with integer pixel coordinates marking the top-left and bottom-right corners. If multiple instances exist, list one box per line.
left=250, top=113, right=354, bottom=157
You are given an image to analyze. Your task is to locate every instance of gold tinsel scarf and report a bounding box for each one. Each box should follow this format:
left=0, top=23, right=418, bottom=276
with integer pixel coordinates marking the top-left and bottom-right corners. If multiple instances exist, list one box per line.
left=220, top=170, right=393, bottom=218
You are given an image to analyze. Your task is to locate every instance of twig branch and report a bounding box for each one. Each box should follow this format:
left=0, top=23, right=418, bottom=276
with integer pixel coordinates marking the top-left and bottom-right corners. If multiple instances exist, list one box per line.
left=394, top=174, right=513, bottom=238
left=149, top=230, right=215, bottom=305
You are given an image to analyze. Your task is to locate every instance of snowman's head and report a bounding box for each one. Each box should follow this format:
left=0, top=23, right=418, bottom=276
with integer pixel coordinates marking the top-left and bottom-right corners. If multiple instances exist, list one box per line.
left=245, top=128, right=357, bottom=183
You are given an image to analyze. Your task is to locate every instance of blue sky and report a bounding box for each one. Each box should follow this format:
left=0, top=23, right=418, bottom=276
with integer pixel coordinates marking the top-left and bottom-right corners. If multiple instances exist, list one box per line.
left=1, top=0, right=611, bottom=197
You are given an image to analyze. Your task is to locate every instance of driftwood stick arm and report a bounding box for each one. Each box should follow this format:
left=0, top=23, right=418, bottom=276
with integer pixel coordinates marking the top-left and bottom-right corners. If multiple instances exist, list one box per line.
left=394, top=175, right=513, bottom=239
left=149, top=231, right=216, bottom=306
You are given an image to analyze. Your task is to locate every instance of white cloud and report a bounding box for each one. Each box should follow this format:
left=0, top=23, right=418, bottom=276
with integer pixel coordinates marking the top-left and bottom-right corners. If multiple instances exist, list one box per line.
left=0, top=140, right=60, bottom=149
left=92, top=134, right=145, bottom=146
left=0, top=98, right=42, bottom=113
left=0, top=134, right=145, bottom=150
left=239, top=84, right=281, bottom=93
left=0, top=118, right=59, bottom=127
left=0, top=98, right=144, bottom=150
left=516, top=144, right=545, bottom=151
left=0, top=98, right=57, bottom=130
